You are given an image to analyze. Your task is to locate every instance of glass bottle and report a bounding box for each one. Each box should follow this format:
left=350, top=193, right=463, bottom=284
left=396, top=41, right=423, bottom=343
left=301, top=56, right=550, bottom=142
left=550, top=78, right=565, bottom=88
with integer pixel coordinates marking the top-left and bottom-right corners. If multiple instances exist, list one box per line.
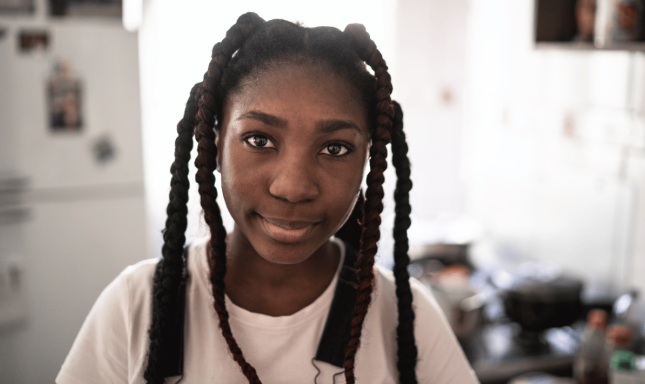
left=574, top=309, right=609, bottom=384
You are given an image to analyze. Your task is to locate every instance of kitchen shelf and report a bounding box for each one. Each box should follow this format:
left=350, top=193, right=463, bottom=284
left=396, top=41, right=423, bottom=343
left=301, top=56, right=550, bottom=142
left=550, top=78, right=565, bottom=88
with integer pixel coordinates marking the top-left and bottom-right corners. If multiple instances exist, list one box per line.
left=535, top=42, right=645, bottom=51
left=534, top=0, right=645, bottom=52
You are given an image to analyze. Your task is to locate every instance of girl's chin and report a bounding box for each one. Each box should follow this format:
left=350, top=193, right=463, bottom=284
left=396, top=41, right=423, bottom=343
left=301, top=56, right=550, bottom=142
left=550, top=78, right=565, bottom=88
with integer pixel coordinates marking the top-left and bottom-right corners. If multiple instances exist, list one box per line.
left=253, top=241, right=321, bottom=265
left=252, top=233, right=332, bottom=266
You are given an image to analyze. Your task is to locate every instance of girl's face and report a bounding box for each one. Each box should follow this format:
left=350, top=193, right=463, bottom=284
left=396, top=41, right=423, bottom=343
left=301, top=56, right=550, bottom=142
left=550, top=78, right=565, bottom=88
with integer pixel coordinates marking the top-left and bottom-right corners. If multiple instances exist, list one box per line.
left=217, top=64, right=370, bottom=265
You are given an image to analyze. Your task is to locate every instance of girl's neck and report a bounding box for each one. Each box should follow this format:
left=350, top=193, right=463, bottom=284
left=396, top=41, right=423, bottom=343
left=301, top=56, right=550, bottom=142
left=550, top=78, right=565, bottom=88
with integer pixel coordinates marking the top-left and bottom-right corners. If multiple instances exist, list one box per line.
left=222, top=229, right=341, bottom=316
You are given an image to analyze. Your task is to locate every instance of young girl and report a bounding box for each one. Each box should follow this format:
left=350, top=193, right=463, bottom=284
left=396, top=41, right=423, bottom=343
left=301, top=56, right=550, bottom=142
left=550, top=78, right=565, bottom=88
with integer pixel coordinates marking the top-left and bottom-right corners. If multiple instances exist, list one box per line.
left=56, top=13, right=478, bottom=384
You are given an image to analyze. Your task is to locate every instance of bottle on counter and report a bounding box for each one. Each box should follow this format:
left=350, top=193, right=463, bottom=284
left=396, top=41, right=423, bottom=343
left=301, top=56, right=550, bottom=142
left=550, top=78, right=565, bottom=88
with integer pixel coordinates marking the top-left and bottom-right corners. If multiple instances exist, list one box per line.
left=605, top=325, right=639, bottom=384
left=575, top=309, right=609, bottom=384
left=606, top=324, right=633, bottom=354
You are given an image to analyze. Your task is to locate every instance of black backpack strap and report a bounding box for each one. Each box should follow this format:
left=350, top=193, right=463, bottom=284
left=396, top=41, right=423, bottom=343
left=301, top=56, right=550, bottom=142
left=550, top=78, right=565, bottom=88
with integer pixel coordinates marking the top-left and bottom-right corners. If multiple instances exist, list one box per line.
left=157, top=244, right=190, bottom=379
left=314, top=240, right=360, bottom=368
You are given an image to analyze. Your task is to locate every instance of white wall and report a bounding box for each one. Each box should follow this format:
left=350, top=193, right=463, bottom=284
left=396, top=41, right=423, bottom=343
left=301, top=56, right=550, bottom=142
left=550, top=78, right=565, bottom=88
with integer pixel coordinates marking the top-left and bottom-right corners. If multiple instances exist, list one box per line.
left=394, top=0, right=469, bottom=218
left=463, top=0, right=645, bottom=296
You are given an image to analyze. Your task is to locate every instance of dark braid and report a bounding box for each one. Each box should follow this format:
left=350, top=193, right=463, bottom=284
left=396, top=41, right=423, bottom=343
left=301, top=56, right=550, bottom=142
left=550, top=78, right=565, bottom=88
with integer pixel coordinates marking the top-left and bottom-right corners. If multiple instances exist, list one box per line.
left=391, top=101, right=418, bottom=383
left=144, top=82, right=201, bottom=384
left=342, top=23, right=394, bottom=384
left=193, top=13, right=265, bottom=384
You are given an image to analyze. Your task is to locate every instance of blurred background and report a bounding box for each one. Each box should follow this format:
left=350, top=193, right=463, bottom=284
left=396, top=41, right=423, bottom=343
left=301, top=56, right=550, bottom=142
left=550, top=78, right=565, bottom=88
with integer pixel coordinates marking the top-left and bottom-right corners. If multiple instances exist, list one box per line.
left=1, top=0, right=645, bottom=383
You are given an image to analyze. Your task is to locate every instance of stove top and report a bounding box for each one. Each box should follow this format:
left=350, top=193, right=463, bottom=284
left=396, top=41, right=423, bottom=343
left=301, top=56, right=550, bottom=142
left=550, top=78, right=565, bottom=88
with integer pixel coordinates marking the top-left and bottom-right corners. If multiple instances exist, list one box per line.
left=461, top=322, right=583, bottom=384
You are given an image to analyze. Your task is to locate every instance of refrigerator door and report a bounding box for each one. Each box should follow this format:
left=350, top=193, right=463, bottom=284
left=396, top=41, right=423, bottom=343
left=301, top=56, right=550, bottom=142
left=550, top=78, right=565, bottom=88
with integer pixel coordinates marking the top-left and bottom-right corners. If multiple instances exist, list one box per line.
left=6, top=24, right=143, bottom=190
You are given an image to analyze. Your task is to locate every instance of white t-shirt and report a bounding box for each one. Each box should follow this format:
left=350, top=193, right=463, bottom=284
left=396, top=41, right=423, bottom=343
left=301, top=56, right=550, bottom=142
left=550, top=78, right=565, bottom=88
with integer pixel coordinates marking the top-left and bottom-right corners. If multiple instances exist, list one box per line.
left=56, top=238, right=479, bottom=384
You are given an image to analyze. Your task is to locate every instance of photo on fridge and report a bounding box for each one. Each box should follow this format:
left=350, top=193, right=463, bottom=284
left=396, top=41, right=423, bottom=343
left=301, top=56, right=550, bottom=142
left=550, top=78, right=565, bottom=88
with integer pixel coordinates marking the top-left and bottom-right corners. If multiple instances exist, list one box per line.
left=47, top=60, right=83, bottom=132
left=19, top=30, right=49, bottom=54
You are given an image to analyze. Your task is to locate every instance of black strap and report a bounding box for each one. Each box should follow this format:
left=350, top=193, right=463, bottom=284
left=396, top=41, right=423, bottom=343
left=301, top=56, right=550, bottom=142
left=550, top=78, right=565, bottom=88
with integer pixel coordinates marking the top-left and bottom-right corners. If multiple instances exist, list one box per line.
left=157, top=240, right=358, bottom=378
left=314, top=241, right=359, bottom=368
left=158, top=245, right=190, bottom=378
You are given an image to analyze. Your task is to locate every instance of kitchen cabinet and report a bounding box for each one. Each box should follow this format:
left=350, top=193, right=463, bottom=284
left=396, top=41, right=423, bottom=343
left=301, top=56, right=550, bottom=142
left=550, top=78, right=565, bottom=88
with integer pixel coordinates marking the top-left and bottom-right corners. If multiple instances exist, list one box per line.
left=535, top=0, right=645, bottom=51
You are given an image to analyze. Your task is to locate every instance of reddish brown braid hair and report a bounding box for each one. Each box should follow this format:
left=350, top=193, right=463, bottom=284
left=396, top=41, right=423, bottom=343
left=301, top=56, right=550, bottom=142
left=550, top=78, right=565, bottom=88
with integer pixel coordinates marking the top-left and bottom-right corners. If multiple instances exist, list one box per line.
left=148, top=12, right=418, bottom=384
left=341, top=23, right=395, bottom=384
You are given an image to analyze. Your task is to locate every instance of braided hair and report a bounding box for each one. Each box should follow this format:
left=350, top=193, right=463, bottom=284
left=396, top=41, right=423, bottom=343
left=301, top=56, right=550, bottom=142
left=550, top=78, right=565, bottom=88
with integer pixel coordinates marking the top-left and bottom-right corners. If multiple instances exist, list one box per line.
left=146, top=13, right=418, bottom=384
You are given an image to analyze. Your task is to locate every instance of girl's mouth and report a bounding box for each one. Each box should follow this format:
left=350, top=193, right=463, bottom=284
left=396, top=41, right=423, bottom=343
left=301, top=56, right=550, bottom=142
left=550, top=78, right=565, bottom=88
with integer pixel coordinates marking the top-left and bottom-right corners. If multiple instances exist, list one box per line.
left=257, top=214, right=319, bottom=243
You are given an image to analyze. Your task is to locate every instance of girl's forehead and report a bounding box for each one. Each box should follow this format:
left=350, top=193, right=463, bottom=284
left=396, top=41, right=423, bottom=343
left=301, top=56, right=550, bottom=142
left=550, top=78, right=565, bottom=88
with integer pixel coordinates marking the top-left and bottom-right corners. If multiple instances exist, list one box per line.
left=229, top=63, right=365, bottom=109
left=223, top=64, right=369, bottom=128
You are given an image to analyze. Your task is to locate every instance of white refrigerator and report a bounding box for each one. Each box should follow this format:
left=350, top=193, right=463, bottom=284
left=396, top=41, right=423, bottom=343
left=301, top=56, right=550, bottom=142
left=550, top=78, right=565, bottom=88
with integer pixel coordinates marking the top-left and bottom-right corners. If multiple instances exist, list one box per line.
left=0, top=16, right=148, bottom=383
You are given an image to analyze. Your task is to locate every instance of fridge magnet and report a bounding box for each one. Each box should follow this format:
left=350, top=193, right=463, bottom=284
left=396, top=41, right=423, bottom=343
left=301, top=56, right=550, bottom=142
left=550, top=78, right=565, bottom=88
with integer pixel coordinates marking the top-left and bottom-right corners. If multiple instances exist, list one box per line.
left=19, top=30, right=49, bottom=54
left=49, top=0, right=121, bottom=18
left=47, top=60, right=83, bottom=132
left=0, top=28, right=7, bottom=40
left=92, top=135, right=116, bottom=164
left=0, top=0, right=35, bottom=15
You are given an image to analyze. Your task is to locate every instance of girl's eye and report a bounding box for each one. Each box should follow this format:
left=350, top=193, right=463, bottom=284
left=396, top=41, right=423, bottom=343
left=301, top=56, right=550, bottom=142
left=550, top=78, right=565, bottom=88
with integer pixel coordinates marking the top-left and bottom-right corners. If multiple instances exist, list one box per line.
left=245, top=134, right=275, bottom=149
left=321, top=143, right=349, bottom=156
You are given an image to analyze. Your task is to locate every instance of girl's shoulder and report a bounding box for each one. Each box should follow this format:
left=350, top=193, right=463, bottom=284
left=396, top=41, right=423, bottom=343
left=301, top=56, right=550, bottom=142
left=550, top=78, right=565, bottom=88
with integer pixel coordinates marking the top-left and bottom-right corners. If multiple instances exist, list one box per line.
left=120, top=257, right=158, bottom=285
left=57, top=240, right=209, bottom=384
left=56, top=258, right=159, bottom=384
left=121, top=237, right=210, bottom=294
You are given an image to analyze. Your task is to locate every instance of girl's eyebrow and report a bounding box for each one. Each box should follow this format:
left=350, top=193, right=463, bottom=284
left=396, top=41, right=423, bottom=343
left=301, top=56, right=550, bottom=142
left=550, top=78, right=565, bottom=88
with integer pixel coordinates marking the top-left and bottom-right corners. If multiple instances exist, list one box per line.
left=238, top=110, right=288, bottom=128
left=316, top=119, right=363, bottom=136
left=238, top=110, right=363, bottom=136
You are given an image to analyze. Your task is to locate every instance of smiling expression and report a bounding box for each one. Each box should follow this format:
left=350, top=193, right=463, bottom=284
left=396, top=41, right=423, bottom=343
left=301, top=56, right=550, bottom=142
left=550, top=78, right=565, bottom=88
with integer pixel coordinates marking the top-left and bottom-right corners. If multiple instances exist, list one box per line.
left=217, top=63, right=371, bottom=265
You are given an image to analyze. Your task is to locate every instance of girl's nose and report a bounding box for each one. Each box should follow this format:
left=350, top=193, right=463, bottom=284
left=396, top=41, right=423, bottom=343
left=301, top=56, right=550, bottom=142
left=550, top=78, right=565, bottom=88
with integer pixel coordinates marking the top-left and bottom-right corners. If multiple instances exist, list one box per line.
left=268, top=155, right=319, bottom=203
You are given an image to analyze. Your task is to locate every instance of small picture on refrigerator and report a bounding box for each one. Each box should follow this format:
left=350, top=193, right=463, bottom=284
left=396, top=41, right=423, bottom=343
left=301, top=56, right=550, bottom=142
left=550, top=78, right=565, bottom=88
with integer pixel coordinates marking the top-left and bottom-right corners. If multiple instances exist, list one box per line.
left=47, top=60, right=83, bottom=132
left=19, top=30, right=49, bottom=53
left=0, top=0, right=35, bottom=15
left=49, top=0, right=121, bottom=18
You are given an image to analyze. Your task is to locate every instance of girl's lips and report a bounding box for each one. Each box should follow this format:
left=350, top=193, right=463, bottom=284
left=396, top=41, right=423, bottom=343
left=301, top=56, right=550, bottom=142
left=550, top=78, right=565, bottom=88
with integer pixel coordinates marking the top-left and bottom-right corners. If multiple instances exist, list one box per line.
left=258, top=215, right=318, bottom=243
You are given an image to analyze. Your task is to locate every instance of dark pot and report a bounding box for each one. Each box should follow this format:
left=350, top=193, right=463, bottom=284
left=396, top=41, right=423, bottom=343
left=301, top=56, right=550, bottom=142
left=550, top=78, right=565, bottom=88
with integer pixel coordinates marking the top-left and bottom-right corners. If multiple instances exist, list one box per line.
left=502, top=275, right=584, bottom=332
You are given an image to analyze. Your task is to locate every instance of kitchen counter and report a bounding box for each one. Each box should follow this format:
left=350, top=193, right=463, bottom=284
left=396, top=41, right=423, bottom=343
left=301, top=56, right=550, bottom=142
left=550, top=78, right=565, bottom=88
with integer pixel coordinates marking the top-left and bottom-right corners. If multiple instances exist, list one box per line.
left=461, top=323, right=581, bottom=384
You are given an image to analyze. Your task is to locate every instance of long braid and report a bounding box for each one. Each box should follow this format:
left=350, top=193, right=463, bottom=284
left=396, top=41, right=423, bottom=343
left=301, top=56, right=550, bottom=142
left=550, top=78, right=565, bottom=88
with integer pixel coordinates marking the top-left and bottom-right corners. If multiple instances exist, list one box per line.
left=144, top=82, right=201, bottom=384
left=391, top=101, right=418, bottom=383
left=193, top=13, right=265, bottom=384
left=342, top=24, right=394, bottom=384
